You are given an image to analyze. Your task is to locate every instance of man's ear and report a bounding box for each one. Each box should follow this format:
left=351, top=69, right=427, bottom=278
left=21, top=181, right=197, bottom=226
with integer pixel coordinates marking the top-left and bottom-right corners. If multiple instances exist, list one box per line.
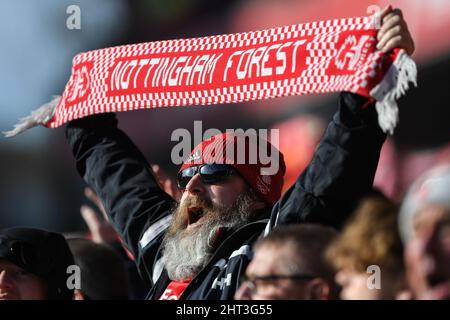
left=73, top=289, right=85, bottom=300
left=307, top=278, right=331, bottom=300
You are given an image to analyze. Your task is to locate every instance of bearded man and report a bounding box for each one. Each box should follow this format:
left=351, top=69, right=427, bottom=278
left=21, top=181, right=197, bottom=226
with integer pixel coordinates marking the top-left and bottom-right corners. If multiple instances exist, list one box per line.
left=65, top=8, right=414, bottom=300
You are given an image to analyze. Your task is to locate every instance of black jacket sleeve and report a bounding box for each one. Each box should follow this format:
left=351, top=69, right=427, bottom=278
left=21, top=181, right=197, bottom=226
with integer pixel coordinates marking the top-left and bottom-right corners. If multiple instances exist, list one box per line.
left=271, top=92, right=386, bottom=229
left=65, top=113, right=175, bottom=286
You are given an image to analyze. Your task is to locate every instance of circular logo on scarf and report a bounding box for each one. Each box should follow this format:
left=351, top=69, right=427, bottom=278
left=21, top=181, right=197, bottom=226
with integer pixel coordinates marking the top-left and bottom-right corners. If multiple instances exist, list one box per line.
left=66, top=62, right=93, bottom=105
left=335, top=34, right=376, bottom=72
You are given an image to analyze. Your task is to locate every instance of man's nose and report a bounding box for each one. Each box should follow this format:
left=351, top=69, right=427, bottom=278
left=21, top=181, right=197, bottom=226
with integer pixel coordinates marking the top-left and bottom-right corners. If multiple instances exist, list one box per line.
left=185, top=173, right=206, bottom=194
left=0, top=270, right=14, bottom=290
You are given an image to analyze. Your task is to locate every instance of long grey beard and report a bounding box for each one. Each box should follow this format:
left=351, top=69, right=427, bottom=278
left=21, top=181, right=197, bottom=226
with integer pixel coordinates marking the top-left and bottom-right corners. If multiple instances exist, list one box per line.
left=161, top=193, right=255, bottom=281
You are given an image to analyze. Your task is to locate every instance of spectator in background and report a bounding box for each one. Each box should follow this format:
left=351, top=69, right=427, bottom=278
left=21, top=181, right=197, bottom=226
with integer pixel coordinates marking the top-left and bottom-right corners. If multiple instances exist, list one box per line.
left=68, top=238, right=129, bottom=300
left=326, top=195, right=405, bottom=299
left=235, top=224, right=338, bottom=300
left=399, top=165, right=450, bottom=300
left=0, top=227, right=74, bottom=300
left=80, top=187, right=147, bottom=299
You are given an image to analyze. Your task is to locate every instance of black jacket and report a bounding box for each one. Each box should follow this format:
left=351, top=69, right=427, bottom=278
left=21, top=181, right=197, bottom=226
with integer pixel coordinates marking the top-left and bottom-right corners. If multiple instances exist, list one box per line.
left=65, top=92, right=386, bottom=299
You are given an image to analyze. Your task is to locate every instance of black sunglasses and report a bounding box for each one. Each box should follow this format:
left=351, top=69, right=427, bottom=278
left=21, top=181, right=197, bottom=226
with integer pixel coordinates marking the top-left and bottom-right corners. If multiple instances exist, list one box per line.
left=177, top=164, right=237, bottom=189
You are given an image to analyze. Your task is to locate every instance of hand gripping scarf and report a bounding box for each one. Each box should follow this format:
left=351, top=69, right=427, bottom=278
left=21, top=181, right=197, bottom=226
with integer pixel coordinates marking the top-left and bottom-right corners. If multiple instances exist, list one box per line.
left=4, top=15, right=417, bottom=137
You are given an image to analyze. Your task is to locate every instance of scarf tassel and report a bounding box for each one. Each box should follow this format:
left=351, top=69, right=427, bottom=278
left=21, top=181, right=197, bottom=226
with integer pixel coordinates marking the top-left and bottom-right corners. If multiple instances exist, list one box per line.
left=371, top=50, right=418, bottom=135
left=2, top=95, right=61, bottom=137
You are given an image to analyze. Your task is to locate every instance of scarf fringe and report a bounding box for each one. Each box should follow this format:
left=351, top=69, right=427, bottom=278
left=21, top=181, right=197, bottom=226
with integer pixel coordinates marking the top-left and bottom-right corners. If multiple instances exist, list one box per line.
left=370, top=50, right=418, bottom=135
left=2, top=95, right=61, bottom=137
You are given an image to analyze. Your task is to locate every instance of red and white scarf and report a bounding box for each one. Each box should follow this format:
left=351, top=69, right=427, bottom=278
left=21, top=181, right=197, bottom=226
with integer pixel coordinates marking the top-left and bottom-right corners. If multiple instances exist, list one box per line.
left=4, top=15, right=416, bottom=137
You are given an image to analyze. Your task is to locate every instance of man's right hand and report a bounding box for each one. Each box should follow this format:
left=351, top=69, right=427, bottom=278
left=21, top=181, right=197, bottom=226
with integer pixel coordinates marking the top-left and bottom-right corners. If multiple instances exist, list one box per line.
left=376, top=6, right=415, bottom=56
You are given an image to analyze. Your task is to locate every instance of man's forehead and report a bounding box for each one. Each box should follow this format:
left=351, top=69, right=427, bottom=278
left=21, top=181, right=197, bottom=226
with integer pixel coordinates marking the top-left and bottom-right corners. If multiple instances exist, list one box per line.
left=249, top=244, right=293, bottom=274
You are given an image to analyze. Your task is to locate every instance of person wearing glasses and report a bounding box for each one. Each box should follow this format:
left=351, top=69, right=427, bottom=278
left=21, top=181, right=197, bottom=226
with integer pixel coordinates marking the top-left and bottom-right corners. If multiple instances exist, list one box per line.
left=0, top=227, right=75, bottom=300
left=65, top=7, right=414, bottom=300
left=235, top=224, right=338, bottom=300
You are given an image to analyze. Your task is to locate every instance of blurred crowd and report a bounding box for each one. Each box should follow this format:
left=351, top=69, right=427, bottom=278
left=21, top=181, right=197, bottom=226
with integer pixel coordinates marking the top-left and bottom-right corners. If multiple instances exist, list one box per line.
left=2, top=164, right=449, bottom=300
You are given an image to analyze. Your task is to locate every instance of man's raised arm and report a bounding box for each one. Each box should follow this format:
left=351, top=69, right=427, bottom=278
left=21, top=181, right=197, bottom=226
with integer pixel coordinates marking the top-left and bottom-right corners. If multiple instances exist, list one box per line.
left=65, top=113, right=175, bottom=285
left=273, top=92, right=385, bottom=229
left=271, top=6, right=414, bottom=229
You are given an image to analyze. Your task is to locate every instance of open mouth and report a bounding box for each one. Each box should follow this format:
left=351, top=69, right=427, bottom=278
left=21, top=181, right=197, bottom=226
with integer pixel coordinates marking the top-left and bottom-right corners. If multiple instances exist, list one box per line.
left=187, top=207, right=205, bottom=229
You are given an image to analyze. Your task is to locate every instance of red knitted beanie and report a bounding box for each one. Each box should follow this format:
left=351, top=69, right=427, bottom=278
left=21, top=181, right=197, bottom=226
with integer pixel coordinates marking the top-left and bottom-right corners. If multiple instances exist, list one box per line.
left=179, top=131, right=285, bottom=205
